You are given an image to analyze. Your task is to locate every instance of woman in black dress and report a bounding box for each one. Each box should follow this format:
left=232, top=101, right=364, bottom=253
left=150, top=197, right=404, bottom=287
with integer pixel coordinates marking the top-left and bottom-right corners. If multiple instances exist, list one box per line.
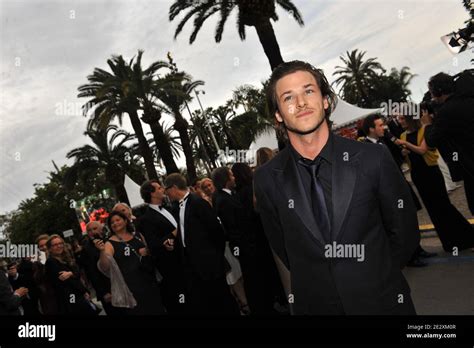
left=96, top=211, right=165, bottom=315
left=45, top=235, right=97, bottom=315
left=396, top=114, right=474, bottom=252
left=231, top=163, right=286, bottom=314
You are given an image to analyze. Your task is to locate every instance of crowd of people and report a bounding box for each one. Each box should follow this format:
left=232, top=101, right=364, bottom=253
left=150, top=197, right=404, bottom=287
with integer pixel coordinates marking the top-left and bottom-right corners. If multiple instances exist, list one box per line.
left=1, top=68, right=472, bottom=316
left=1, top=149, right=286, bottom=316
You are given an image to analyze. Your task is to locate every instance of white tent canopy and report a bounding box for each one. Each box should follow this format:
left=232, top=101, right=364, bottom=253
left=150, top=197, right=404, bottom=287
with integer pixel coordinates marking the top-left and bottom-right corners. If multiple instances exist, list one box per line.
left=124, top=175, right=143, bottom=208
left=249, top=97, right=380, bottom=150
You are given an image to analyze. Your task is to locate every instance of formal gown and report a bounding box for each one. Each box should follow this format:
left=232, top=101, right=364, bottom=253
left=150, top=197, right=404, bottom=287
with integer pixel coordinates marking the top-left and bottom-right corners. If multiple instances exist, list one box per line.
left=109, top=238, right=165, bottom=315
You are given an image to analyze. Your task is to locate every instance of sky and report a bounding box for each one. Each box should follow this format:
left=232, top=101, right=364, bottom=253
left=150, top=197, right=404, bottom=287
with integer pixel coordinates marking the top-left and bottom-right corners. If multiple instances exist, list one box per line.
left=0, top=0, right=471, bottom=214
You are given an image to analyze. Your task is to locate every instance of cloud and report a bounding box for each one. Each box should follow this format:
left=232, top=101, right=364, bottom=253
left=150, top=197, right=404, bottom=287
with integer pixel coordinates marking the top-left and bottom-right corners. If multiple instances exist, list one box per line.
left=0, top=0, right=471, bottom=212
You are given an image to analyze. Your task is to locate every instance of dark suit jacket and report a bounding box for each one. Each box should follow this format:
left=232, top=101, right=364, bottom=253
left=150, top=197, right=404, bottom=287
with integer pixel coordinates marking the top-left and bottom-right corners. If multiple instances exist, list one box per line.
left=173, top=193, right=227, bottom=281
left=425, top=96, right=474, bottom=181
left=254, top=134, right=419, bottom=315
left=213, top=190, right=245, bottom=247
left=135, top=205, right=182, bottom=277
left=0, top=271, right=22, bottom=315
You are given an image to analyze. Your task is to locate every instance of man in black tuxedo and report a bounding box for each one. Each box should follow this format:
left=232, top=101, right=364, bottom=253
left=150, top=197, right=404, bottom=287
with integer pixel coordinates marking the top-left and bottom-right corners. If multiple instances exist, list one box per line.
left=164, top=173, right=238, bottom=315
left=254, top=60, right=419, bottom=315
left=136, top=179, right=185, bottom=315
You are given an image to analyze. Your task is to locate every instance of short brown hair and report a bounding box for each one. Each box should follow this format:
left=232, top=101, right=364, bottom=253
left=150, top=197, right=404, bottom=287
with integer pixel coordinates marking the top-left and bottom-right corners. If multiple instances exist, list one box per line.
left=164, top=173, right=188, bottom=191
left=266, top=60, right=337, bottom=126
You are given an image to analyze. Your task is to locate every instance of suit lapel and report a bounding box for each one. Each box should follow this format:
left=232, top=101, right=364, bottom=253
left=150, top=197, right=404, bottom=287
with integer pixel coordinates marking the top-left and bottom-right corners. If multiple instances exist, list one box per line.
left=273, top=149, right=326, bottom=247
left=331, top=136, right=360, bottom=241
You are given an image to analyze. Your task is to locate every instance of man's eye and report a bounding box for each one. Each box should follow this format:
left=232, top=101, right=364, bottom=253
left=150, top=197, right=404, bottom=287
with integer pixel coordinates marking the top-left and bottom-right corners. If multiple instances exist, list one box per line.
left=306, top=89, right=314, bottom=94
left=283, top=95, right=292, bottom=102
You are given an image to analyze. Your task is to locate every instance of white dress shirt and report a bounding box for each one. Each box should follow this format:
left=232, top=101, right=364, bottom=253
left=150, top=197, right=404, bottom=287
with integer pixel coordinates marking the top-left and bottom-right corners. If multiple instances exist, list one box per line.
left=178, top=191, right=190, bottom=247
left=148, top=203, right=178, bottom=228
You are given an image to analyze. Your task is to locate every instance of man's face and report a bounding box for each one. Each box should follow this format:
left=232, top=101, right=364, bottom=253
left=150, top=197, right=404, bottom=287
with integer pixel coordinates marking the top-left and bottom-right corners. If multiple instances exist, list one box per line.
left=372, top=118, right=385, bottom=138
left=151, top=182, right=165, bottom=202
left=38, top=239, right=48, bottom=252
left=227, top=170, right=236, bottom=190
left=201, top=179, right=215, bottom=196
left=275, top=70, right=329, bottom=135
left=165, top=185, right=178, bottom=202
left=86, top=222, right=103, bottom=239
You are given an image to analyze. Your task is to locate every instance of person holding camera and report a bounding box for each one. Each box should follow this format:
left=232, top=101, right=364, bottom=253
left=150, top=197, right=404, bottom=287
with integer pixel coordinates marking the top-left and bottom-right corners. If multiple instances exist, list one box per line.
left=1, top=263, right=28, bottom=315
left=424, top=72, right=474, bottom=215
left=76, top=221, right=116, bottom=315
left=96, top=211, right=165, bottom=315
left=396, top=114, right=474, bottom=252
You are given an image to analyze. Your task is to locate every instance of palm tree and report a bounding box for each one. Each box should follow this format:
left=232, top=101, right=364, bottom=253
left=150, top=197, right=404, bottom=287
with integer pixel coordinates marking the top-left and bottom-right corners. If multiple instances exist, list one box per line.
left=210, top=101, right=241, bottom=150
left=129, top=50, right=181, bottom=175
left=390, top=66, right=416, bottom=97
left=147, top=122, right=182, bottom=170
left=333, top=49, right=385, bottom=107
left=169, top=0, right=304, bottom=70
left=153, top=70, right=204, bottom=183
left=65, top=121, right=145, bottom=205
left=78, top=53, right=158, bottom=180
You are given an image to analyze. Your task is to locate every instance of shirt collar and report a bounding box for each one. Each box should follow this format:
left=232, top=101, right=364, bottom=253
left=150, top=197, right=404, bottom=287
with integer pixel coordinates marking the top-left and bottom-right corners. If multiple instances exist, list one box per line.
left=288, top=131, right=333, bottom=164
left=179, top=191, right=190, bottom=204
left=366, top=136, right=378, bottom=144
left=222, top=188, right=232, bottom=195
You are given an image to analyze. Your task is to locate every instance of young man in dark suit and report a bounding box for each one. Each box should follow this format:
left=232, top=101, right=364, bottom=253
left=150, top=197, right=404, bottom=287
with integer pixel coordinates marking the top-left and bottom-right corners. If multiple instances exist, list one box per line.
left=163, top=173, right=238, bottom=315
left=136, top=179, right=185, bottom=315
left=254, top=60, right=419, bottom=315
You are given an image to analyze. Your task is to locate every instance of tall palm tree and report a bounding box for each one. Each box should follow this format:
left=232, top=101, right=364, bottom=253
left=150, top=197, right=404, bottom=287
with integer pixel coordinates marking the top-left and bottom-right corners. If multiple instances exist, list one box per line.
left=153, top=70, right=203, bottom=183
left=147, top=122, right=182, bottom=170
left=390, top=66, right=416, bottom=97
left=65, top=121, right=145, bottom=205
left=169, top=0, right=304, bottom=70
left=130, top=50, right=181, bottom=175
left=210, top=101, right=241, bottom=150
left=78, top=53, right=158, bottom=180
left=333, top=49, right=385, bottom=107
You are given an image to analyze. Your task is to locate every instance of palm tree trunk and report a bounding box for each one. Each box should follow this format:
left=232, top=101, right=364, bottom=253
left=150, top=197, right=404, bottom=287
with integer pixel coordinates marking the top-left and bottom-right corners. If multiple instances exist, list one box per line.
left=128, top=110, right=158, bottom=180
left=254, top=18, right=284, bottom=71
left=174, top=112, right=197, bottom=183
left=114, top=183, right=130, bottom=205
left=149, top=123, right=180, bottom=174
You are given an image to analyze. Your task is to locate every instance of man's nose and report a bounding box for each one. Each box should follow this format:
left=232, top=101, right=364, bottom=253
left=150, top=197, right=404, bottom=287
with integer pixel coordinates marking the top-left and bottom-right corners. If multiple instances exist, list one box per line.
left=296, top=93, right=307, bottom=107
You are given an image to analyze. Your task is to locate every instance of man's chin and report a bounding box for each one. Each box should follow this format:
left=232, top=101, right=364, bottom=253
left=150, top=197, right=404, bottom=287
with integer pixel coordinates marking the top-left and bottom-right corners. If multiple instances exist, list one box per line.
left=285, top=118, right=326, bottom=136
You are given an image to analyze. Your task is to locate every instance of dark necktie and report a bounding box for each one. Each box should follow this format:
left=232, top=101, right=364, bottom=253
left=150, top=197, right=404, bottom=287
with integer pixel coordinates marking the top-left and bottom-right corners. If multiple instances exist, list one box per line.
left=299, top=158, right=331, bottom=243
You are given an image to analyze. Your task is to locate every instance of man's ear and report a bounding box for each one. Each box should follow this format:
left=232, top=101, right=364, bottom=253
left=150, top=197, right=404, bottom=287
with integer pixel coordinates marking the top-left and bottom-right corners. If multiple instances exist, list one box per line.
left=275, top=111, right=283, bottom=123
left=323, top=96, right=329, bottom=110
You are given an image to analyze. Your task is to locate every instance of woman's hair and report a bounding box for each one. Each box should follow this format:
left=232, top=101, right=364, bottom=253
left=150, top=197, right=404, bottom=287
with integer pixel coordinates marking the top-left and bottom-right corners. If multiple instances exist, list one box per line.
left=46, top=234, right=74, bottom=266
left=402, top=114, right=421, bottom=131
left=256, top=147, right=274, bottom=167
left=107, top=211, right=134, bottom=235
left=231, top=163, right=253, bottom=189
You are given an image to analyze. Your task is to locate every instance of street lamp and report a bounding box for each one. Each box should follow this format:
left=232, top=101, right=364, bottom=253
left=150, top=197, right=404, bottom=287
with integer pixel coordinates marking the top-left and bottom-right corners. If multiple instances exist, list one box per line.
left=194, top=90, right=221, bottom=153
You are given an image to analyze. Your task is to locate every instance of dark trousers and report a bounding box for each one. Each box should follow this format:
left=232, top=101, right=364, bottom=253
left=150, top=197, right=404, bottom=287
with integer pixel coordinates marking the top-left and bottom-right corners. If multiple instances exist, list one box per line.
left=412, top=165, right=474, bottom=252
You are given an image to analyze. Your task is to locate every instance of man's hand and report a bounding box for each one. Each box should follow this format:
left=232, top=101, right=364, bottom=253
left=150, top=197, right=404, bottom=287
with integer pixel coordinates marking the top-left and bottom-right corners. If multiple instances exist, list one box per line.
left=14, top=287, right=28, bottom=297
left=163, top=239, right=174, bottom=251
left=58, top=271, right=73, bottom=281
